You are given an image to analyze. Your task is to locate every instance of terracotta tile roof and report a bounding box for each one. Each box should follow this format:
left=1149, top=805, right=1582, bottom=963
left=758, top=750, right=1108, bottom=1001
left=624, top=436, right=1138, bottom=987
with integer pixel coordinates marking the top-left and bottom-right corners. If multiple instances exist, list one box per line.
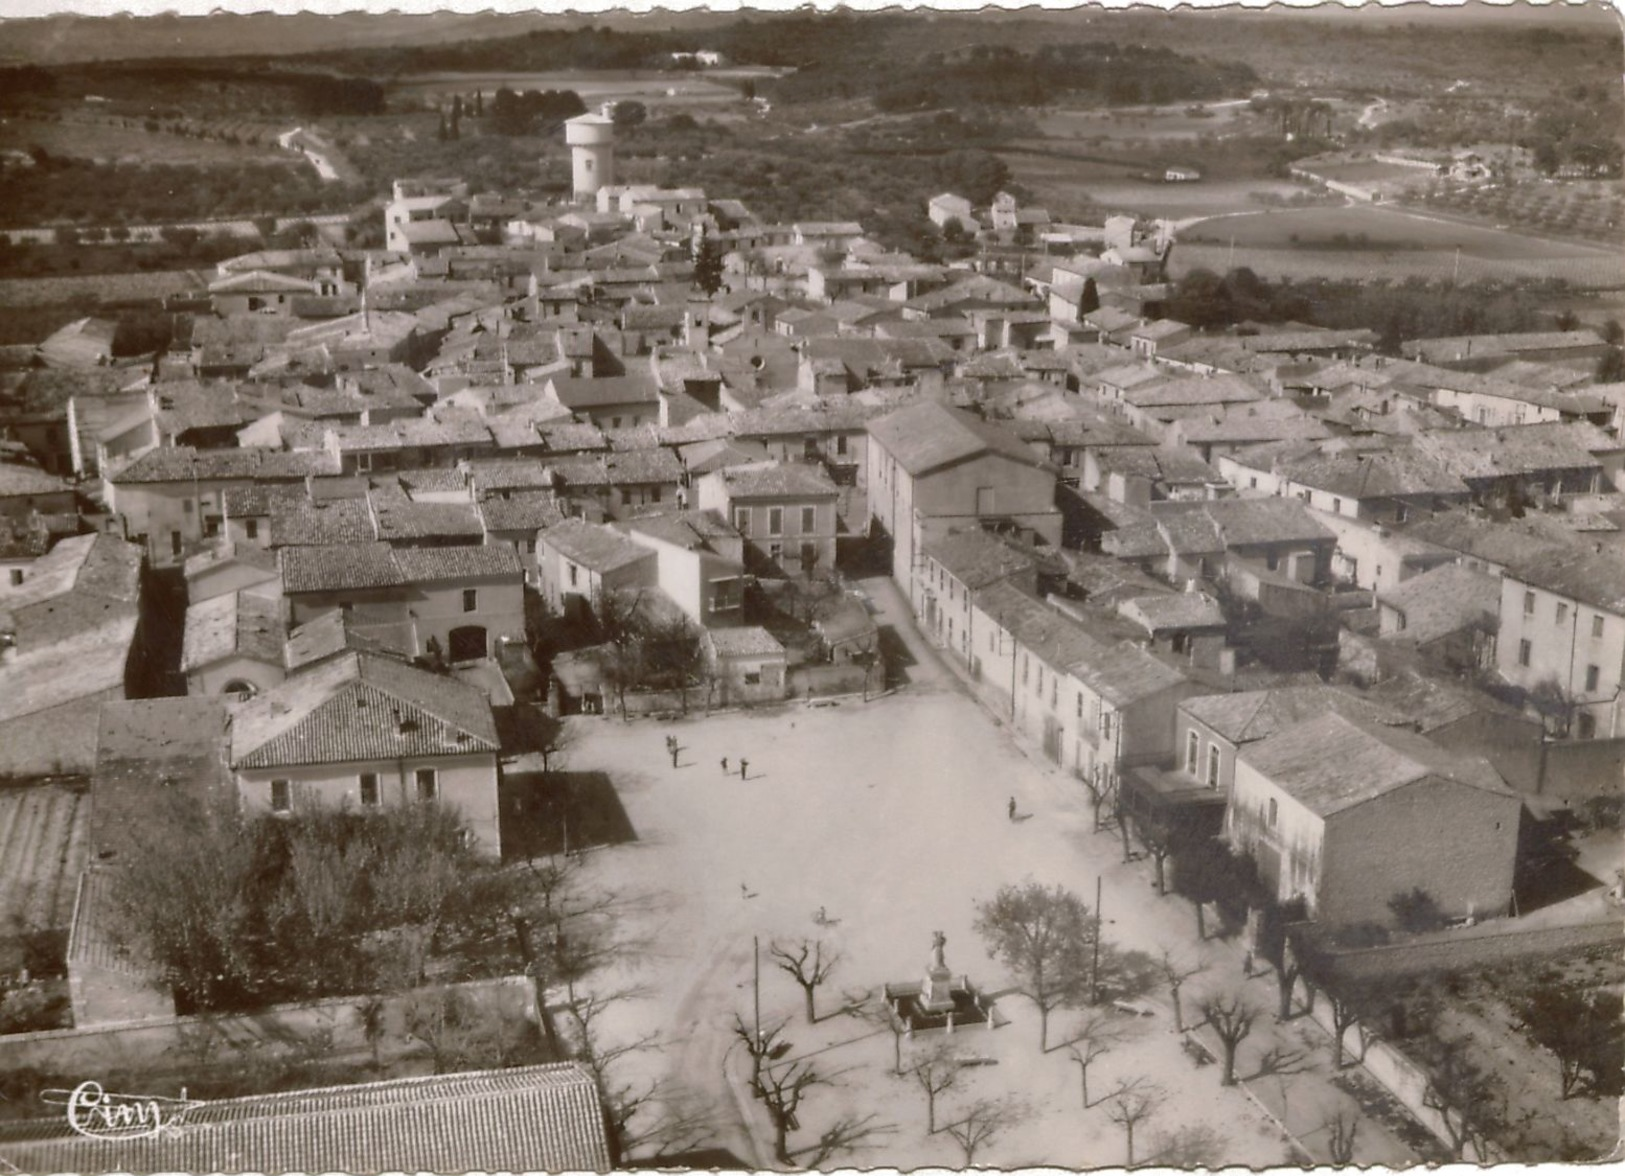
left=717, top=462, right=839, bottom=500
left=391, top=543, right=523, bottom=583
left=924, top=529, right=1036, bottom=590
left=0, top=1061, right=610, bottom=1175
left=279, top=542, right=521, bottom=595
left=0, top=461, right=70, bottom=498
left=478, top=492, right=567, bottom=534
left=231, top=651, right=498, bottom=769
left=547, top=373, right=661, bottom=408
left=1238, top=712, right=1512, bottom=816
left=110, top=446, right=340, bottom=484
left=1504, top=543, right=1625, bottom=615
left=181, top=590, right=285, bottom=672
left=369, top=491, right=484, bottom=542
left=1376, top=563, right=1501, bottom=644
left=92, top=697, right=232, bottom=860
left=868, top=401, right=1045, bottom=477
left=280, top=541, right=402, bottom=594
left=539, top=518, right=653, bottom=574
left=1182, top=685, right=1405, bottom=745
left=708, top=625, right=785, bottom=657
left=269, top=496, right=377, bottom=547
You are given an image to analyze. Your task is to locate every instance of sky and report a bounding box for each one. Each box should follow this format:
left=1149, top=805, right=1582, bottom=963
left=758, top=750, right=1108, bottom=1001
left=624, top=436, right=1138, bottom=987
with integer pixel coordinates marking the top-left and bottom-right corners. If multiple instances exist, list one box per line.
left=2, top=0, right=1618, bottom=24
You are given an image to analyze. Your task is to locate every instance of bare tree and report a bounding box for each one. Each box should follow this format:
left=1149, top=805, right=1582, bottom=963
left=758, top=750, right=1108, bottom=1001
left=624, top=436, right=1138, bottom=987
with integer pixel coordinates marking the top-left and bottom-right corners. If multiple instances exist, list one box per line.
left=770, top=939, right=842, bottom=1024
left=907, top=1039, right=962, bottom=1133
left=793, top=1114, right=895, bottom=1168
left=1158, top=948, right=1208, bottom=1032
left=1421, top=1038, right=1501, bottom=1161
left=732, top=1012, right=791, bottom=1093
left=851, top=997, right=908, bottom=1075
left=942, top=1097, right=1023, bottom=1166
left=1145, top=1123, right=1225, bottom=1167
left=356, top=996, right=387, bottom=1069
left=1198, top=991, right=1258, bottom=1086
left=1064, top=1011, right=1120, bottom=1108
left=973, top=882, right=1100, bottom=1051
left=1104, top=1079, right=1164, bottom=1166
left=757, top=1057, right=827, bottom=1165
left=1131, top=811, right=1174, bottom=896
left=1322, top=1109, right=1360, bottom=1165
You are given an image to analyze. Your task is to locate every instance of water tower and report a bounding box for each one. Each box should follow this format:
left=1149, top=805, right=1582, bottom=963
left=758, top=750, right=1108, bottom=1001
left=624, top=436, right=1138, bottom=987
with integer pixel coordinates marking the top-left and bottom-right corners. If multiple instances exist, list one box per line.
left=564, top=112, right=616, bottom=201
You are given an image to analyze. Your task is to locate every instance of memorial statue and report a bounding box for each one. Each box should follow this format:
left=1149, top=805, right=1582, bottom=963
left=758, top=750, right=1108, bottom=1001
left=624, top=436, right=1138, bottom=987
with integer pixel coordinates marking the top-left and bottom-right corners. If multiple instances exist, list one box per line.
left=930, top=930, right=947, bottom=972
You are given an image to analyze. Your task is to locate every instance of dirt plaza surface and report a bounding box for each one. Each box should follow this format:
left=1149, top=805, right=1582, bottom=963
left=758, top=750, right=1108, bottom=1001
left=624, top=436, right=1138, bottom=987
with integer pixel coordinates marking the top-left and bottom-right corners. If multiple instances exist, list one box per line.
left=553, top=581, right=1422, bottom=1168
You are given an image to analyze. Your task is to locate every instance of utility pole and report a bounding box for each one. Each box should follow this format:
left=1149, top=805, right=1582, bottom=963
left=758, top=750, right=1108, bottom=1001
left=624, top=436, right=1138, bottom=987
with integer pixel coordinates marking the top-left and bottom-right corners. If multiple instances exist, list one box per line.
left=1090, top=874, right=1103, bottom=1004
left=753, top=934, right=761, bottom=1047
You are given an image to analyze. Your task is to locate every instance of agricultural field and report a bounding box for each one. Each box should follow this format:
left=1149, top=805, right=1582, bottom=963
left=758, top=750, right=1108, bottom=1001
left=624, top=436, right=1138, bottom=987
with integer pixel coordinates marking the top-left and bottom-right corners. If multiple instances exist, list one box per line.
left=1376, top=946, right=1622, bottom=1161
left=0, top=116, right=296, bottom=168
left=0, top=781, right=90, bottom=938
left=1411, top=180, right=1623, bottom=247
left=386, top=69, right=744, bottom=111
left=1173, top=204, right=1625, bottom=287
left=1001, top=148, right=1307, bottom=219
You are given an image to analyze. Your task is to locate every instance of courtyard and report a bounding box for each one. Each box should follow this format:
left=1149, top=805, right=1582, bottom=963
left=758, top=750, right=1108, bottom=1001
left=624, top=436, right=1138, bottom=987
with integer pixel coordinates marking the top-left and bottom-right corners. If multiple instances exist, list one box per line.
left=548, top=579, right=1425, bottom=1169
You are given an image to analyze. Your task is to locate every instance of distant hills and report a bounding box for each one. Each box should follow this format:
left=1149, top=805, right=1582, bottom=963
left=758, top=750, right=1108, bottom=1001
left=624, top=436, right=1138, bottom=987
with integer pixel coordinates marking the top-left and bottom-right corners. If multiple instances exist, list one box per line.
left=0, top=9, right=733, bottom=67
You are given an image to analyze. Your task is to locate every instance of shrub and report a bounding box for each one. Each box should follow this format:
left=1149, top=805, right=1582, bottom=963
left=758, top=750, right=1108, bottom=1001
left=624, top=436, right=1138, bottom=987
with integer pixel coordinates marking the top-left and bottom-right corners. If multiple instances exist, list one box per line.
left=1388, top=887, right=1445, bottom=934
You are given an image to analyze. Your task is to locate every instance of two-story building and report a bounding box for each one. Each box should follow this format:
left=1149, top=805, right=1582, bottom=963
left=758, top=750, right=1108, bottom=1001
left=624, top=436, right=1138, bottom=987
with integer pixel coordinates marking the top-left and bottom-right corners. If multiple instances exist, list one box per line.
left=694, top=462, right=839, bottom=577
left=229, top=650, right=502, bottom=856
left=1496, top=544, right=1625, bottom=738
left=867, top=401, right=1060, bottom=603
left=1226, top=712, right=1520, bottom=926
left=279, top=542, right=524, bottom=662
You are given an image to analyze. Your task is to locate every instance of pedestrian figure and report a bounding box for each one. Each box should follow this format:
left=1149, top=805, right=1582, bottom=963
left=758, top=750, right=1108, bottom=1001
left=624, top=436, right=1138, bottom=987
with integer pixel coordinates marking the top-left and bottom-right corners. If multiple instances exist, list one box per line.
left=1242, top=950, right=1255, bottom=977
left=740, top=758, right=749, bottom=780
left=721, top=757, right=729, bottom=773
left=670, top=744, right=679, bottom=768
left=1008, top=796, right=1017, bottom=822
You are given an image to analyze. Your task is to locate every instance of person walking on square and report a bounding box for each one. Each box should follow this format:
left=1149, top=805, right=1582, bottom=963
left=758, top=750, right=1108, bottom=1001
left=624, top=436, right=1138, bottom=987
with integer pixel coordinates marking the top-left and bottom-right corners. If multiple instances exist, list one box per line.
left=670, top=742, right=679, bottom=768
left=721, top=756, right=729, bottom=774
left=1007, top=796, right=1017, bottom=822
left=740, top=758, right=749, bottom=780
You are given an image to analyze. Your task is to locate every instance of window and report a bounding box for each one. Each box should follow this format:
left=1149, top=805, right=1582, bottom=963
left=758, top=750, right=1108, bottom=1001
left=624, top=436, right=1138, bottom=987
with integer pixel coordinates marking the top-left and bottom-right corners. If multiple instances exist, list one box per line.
left=1050, top=679, right=1058, bottom=708
left=359, top=773, right=380, bottom=807
left=355, top=452, right=373, bottom=473
left=650, top=487, right=661, bottom=504
left=801, top=506, right=816, bottom=533
left=1524, top=591, right=1536, bottom=616
left=245, top=518, right=259, bottom=540
left=1517, top=639, right=1531, bottom=667
left=1266, top=554, right=1279, bottom=572
left=1249, top=477, right=1258, bottom=489
left=1585, top=664, right=1600, bottom=693
left=1577, top=712, right=1597, bottom=740
left=1332, top=498, right=1342, bottom=514
left=1186, top=731, right=1199, bottom=775
left=800, top=542, right=816, bottom=569
left=1036, top=665, right=1043, bottom=693
left=1556, top=602, right=1569, bottom=625
left=989, top=631, right=996, bottom=652
left=270, top=779, right=291, bottom=813
left=768, top=507, right=783, bottom=536
left=183, top=499, right=194, bottom=515
left=415, top=768, right=438, bottom=801
left=620, top=488, right=633, bottom=506
left=744, top=670, right=762, bottom=686
left=836, top=435, right=848, bottom=456
left=1101, top=712, right=1114, bottom=742
left=1022, top=654, right=1029, bottom=685
left=1593, top=615, right=1606, bottom=639
left=1267, top=797, right=1278, bottom=827
left=1207, top=745, right=1220, bottom=790
left=734, top=507, right=750, bottom=536
left=568, top=563, right=579, bottom=587
left=1078, top=693, right=1085, bottom=720
left=768, top=542, right=782, bottom=564
left=7, top=569, right=21, bottom=587
left=171, top=532, right=183, bottom=557
left=462, top=588, right=478, bottom=613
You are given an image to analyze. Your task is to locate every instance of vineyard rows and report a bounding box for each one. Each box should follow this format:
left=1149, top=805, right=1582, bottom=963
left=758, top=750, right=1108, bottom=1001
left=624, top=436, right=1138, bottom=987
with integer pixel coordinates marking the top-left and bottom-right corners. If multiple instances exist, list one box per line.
left=0, top=783, right=90, bottom=935
left=1170, top=243, right=1625, bottom=288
